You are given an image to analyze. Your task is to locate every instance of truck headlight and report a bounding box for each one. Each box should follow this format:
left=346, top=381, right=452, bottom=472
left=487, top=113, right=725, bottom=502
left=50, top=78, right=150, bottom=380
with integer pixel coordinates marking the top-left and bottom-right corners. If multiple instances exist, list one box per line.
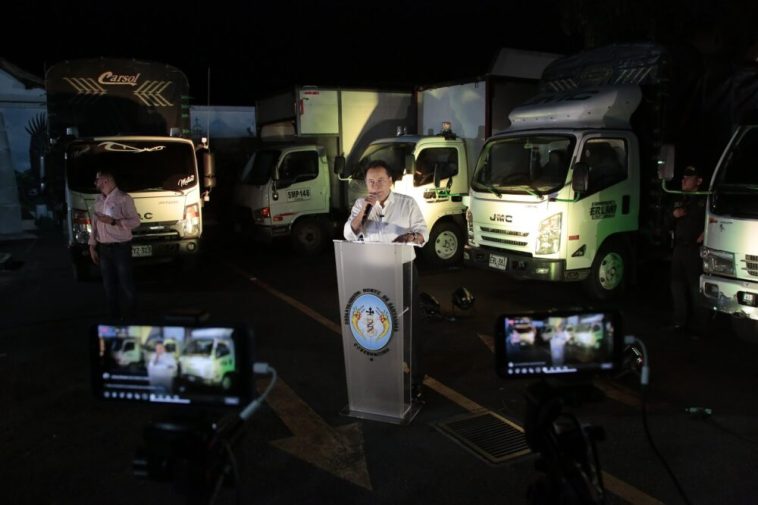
left=536, top=213, right=561, bottom=255
left=701, top=247, right=735, bottom=275
left=183, top=203, right=201, bottom=236
left=72, top=208, right=92, bottom=244
left=466, top=207, right=474, bottom=242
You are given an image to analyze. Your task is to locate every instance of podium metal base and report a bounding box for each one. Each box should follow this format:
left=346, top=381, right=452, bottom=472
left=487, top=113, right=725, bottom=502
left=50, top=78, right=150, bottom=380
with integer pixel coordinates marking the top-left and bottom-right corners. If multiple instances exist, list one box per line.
left=340, top=401, right=423, bottom=425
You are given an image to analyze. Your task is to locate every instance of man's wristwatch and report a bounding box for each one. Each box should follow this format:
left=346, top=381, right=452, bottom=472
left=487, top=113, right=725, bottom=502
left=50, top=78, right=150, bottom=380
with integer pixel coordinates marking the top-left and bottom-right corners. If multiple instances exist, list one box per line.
left=111, top=218, right=117, bottom=226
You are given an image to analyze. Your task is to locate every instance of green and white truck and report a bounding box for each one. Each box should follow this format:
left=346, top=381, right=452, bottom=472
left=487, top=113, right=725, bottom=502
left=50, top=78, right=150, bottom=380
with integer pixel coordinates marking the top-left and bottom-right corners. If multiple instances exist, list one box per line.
left=464, top=43, right=702, bottom=299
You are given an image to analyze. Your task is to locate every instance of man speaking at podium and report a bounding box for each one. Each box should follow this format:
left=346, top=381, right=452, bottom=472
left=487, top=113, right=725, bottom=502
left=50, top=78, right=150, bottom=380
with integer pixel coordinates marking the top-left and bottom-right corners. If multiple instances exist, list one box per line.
left=343, top=160, right=430, bottom=400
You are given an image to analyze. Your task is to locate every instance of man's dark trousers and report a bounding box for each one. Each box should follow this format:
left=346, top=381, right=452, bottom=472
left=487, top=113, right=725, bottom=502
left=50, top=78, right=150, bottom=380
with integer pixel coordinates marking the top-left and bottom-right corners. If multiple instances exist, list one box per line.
left=98, top=242, right=136, bottom=319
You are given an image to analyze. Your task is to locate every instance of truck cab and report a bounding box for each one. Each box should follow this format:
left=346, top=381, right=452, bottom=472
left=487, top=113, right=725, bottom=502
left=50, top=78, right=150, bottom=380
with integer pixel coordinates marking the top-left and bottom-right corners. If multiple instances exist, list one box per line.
left=178, top=336, right=236, bottom=390
left=353, top=131, right=470, bottom=266
left=233, top=86, right=413, bottom=254
left=701, top=122, right=758, bottom=341
left=465, top=86, right=644, bottom=300
left=45, top=59, right=214, bottom=281
left=65, top=136, right=206, bottom=279
left=234, top=143, right=334, bottom=254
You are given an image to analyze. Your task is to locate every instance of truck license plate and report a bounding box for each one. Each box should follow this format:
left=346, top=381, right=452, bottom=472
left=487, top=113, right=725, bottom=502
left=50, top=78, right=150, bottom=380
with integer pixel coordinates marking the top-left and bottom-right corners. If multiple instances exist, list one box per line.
left=131, top=245, right=152, bottom=258
left=489, top=254, right=507, bottom=271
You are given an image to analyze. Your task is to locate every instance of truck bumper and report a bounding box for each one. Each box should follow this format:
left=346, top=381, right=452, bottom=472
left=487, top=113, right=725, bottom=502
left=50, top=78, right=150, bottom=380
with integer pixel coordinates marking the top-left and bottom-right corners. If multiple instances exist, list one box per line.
left=464, top=245, right=569, bottom=281
left=244, top=224, right=290, bottom=244
left=700, top=274, right=758, bottom=320
left=71, top=238, right=201, bottom=263
left=232, top=206, right=289, bottom=243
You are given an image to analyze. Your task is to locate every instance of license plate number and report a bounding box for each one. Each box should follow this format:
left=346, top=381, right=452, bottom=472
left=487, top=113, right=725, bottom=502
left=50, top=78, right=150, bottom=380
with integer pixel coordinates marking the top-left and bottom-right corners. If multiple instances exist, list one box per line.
left=131, top=245, right=152, bottom=258
left=489, top=254, right=507, bottom=270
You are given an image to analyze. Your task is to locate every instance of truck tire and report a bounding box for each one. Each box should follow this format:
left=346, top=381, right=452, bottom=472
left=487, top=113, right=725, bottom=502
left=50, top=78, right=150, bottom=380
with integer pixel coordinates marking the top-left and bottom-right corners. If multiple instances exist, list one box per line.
left=221, top=373, right=234, bottom=391
left=731, top=317, right=758, bottom=343
left=291, top=218, right=328, bottom=255
left=422, top=221, right=464, bottom=267
left=583, top=240, right=627, bottom=300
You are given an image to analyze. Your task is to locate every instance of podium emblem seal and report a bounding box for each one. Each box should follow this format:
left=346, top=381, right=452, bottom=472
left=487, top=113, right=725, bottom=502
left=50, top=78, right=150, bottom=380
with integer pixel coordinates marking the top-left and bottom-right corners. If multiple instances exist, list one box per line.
left=348, top=293, right=393, bottom=351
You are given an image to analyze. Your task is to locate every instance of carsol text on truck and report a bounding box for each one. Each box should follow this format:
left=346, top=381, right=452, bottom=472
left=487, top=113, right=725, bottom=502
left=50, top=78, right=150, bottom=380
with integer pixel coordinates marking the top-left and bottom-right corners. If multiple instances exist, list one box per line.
left=464, top=43, right=716, bottom=300
left=43, top=58, right=215, bottom=281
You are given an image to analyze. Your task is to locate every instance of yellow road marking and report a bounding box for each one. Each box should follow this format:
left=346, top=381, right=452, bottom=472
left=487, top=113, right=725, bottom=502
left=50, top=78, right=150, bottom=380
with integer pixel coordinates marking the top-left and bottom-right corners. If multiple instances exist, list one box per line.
left=224, top=261, right=341, bottom=334
left=231, top=261, right=663, bottom=504
left=257, top=377, right=372, bottom=490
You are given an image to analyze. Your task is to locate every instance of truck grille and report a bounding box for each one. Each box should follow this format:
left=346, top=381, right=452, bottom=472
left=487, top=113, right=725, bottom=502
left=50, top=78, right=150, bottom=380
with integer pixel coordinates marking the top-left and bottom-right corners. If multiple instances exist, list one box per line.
left=479, top=226, right=528, bottom=248
left=133, top=222, right=180, bottom=242
left=743, top=254, right=758, bottom=277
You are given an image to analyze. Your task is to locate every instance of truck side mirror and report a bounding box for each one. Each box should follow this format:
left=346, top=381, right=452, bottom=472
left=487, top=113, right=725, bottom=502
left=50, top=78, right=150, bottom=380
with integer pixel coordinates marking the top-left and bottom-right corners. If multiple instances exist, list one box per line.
left=334, top=155, right=346, bottom=176
left=200, top=151, right=216, bottom=190
left=571, top=162, right=589, bottom=193
left=404, top=154, right=415, bottom=175
left=202, top=151, right=215, bottom=178
left=657, top=144, right=675, bottom=181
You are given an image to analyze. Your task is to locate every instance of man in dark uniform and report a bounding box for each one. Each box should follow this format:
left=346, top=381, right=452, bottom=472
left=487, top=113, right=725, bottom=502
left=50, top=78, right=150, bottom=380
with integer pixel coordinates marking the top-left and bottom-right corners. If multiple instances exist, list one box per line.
left=669, top=165, right=706, bottom=338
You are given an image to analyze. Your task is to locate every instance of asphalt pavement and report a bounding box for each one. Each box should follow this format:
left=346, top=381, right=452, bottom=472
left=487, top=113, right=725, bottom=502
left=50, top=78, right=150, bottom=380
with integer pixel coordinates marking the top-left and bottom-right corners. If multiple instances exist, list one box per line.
left=2, top=226, right=758, bottom=505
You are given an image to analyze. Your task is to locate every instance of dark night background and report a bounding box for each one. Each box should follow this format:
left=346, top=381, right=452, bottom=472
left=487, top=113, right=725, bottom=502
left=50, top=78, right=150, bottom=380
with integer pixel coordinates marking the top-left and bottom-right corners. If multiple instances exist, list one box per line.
left=4, top=0, right=758, bottom=105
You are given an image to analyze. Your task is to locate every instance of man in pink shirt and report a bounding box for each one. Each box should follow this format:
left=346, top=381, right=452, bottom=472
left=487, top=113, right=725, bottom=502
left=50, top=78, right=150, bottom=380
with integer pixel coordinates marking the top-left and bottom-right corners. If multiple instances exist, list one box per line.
left=88, top=171, right=141, bottom=319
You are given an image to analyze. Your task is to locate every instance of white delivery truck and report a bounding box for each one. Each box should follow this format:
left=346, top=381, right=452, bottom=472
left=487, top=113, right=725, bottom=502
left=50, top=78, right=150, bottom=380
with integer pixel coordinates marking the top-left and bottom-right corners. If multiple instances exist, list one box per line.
left=349, top=48, right=558, bottom=266
left=700, top=114, right=758, bottom=341
left=178, top=331, right=236, bottom=391
left=233, top=86, right=413, bottom=253
left=464, top=43, right=719, bottom=300
left=44, top=59, right=215, bottom=280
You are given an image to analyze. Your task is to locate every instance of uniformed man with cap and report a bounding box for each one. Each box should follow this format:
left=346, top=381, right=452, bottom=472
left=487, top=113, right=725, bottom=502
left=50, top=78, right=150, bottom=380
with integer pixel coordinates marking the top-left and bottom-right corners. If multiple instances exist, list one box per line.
left=668, top=165, right=707, bottom=339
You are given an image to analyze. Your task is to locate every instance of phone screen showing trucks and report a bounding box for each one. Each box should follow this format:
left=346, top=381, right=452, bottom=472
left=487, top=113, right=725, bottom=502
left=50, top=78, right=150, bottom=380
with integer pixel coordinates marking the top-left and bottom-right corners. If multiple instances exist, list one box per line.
left=91, top=323, right=252, bottom=407
left=495, top=311, right=621, bottom=378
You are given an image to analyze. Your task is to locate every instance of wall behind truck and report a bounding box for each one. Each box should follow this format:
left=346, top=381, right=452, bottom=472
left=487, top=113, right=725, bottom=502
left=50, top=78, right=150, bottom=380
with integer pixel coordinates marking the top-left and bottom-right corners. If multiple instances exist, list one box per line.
left=419, top=81, right=485, bottom=175
left=340, top=91, right=414, bottom=166
left=417, top=78, right=543, bottom=179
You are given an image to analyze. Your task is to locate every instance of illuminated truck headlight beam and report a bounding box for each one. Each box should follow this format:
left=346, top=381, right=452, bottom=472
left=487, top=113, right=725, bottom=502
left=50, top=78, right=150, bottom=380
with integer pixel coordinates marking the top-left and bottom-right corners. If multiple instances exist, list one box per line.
left=183, top=203, right=201, bottom=236
left=536, top=213, right=562, bottom=255
left=701, top=247, right=735, bottom=276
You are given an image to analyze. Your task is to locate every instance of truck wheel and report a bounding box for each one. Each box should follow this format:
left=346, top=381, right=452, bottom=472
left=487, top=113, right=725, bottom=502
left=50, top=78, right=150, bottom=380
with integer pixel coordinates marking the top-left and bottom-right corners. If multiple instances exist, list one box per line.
left=422, top=221, right=463, bottom=267
left=291, top=219, right=328, bottom=255
left=731, top=317, right=758, bottom=343
left=221, top=373, right=233, bottom=391
left=583, top=240, right=627, bottom=300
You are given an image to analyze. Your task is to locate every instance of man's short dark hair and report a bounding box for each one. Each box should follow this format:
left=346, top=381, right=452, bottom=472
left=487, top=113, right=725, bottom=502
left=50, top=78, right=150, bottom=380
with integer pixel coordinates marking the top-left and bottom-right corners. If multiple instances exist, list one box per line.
left=97, top=170, right=116, bottom=183
left=363, top=160, right=394, bottom=181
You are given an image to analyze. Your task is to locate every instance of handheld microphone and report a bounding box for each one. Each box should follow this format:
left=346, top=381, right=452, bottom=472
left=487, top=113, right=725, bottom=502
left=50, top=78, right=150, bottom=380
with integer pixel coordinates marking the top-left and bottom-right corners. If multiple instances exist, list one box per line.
left=361, top=203, right=373, bottom=225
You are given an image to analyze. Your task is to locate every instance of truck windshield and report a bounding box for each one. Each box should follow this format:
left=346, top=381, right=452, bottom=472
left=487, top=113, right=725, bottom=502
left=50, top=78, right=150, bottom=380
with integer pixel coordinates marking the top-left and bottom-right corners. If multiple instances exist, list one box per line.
left=472, top=136, right=575, bottom=194
left=240, top=149, right=280, bottom=185
left=183, top=338, right=213, bottom=356
left=711, top=126, right=758, bottom=218
left=67, top=140, right=197, bottom=193
left=355, top=142, right=415, bottom=178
